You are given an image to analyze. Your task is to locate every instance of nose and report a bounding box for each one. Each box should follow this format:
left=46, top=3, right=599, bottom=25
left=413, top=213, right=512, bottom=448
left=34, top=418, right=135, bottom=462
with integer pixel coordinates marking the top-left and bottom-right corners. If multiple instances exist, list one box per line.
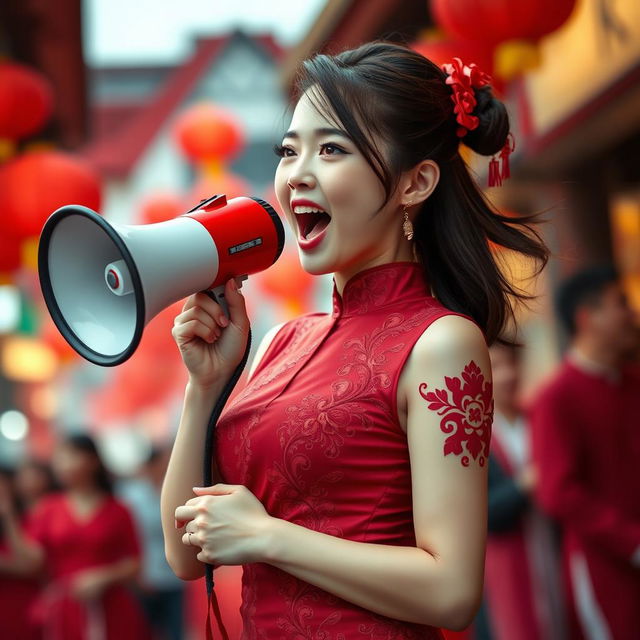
left=286, top=155, right=316, bottom=191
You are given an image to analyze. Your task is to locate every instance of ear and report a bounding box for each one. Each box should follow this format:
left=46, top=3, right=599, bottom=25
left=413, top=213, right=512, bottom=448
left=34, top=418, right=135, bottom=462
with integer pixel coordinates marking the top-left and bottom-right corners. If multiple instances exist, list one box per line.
left=400, top=159, right=440, bottom=208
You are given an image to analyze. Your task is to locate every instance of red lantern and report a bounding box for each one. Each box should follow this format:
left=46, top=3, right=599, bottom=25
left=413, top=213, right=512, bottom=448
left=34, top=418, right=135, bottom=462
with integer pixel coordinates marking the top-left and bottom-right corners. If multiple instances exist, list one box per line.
left=430, top=0, right=577, bottom=45
left=411, top=38, right=502, bottom=94
left=139, top=192, right=184, bottom=224
left=0, top=151, right=102, bottom=240
left=173, top=103, right=245, bottom=163
left=0, top=62, right=54, bottom=141
left=0, top=233, right=22, bottom=275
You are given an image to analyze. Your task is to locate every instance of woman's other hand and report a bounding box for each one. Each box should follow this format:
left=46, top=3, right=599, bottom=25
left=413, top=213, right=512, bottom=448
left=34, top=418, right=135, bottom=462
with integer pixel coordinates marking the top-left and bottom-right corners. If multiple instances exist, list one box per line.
left=172, top=278, right=250, bottom=388
left=175, top=484, right=274, bottom=566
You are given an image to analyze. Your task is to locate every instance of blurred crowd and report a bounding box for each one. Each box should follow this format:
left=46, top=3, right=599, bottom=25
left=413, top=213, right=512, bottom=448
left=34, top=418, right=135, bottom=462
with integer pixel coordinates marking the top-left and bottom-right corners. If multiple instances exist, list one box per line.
left=1, top=262, right=639, bottom=640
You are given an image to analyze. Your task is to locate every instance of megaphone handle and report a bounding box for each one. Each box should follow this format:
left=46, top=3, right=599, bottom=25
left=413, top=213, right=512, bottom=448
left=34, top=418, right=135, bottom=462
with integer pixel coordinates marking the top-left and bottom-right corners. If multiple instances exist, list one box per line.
left=208, top=276, right=247, bottom=319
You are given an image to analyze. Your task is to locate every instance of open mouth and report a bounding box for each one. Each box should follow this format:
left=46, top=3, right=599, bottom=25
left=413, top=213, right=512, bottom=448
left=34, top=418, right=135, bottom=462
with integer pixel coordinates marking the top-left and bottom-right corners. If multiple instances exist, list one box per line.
left=296, top=210, right=331, bottom=239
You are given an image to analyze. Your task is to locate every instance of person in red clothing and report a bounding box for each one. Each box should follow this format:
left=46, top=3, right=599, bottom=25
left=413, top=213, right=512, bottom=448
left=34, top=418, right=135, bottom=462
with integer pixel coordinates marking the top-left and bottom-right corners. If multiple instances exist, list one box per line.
left=0, top=466, right=45, bottom=640
left=161, top=42, right=548, bottom=638
left=529, top=264, right=640, bottom=640
left=481, top=342, right=567, bottom=640
left=5, top=433, right=152, bottom=640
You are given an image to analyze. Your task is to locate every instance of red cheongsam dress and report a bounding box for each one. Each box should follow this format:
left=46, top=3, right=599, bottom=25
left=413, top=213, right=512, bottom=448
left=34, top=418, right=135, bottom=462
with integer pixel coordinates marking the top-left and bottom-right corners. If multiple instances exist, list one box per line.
left=215, top=261, right=471, bottom=640
left=26, top=492, right=152, bottom=640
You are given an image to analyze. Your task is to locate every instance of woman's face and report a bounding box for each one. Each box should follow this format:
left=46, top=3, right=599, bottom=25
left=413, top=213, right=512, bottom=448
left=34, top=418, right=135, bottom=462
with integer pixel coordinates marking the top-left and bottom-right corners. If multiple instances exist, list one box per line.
left=274, top=87, right=406, bottom=278
left=52, top=444, right=97, bottom=489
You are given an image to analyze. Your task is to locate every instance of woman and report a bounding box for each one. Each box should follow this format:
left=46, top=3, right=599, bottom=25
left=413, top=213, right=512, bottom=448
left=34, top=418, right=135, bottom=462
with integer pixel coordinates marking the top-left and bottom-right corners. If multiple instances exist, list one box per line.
left=161, top=41, right=548, bottom=638
left=8, top=434, right=152, bottom=640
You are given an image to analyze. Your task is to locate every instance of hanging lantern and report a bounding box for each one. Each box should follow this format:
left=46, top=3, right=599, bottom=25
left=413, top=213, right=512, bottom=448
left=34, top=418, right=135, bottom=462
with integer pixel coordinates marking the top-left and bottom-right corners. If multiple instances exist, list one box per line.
left=430, top=0, right=577, bottom=80
left=0, top=233, right=22, bottom=276
left=0, top=62, right=54, bottom=141
left=173, top=103, right=245, bottom=164
left=0, top=150, right=102, bottom=240
left=139, top=191, right=184, bottom=224
left=410, top=37, right=501, bottom=95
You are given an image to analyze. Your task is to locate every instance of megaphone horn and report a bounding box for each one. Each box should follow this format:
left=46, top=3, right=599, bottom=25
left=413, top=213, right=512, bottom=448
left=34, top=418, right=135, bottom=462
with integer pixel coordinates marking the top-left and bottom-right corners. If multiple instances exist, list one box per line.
left=38, top=194, right=284, bottom=366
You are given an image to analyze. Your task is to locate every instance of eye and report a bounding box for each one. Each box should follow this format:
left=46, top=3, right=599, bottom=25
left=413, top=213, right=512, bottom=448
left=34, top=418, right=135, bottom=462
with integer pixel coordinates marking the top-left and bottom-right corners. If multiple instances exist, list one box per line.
left=320, top=143, right=346, bottom=156
left=273, top=143, right=294, bottom=158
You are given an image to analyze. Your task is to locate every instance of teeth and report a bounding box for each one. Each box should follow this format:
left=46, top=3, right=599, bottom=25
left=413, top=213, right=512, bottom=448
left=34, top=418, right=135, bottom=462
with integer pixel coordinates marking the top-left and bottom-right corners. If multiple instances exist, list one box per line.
left=293, top=205, right=326, bottom=214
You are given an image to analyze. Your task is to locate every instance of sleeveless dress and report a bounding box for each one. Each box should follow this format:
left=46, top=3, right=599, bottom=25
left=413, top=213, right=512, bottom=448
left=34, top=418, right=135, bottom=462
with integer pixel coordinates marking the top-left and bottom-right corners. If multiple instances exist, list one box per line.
left=215, top=261, right=468, bottom=640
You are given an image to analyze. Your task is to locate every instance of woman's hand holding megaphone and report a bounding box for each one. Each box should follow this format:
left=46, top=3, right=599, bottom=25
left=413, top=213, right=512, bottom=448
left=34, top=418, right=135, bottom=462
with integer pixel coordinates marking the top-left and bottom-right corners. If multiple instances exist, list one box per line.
left=172, top=277, right=250, bottom=387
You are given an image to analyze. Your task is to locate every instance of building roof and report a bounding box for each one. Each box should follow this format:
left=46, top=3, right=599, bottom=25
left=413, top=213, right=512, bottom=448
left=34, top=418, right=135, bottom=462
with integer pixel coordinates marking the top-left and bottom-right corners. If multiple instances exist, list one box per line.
left=82, top=31, right=284, bottom=178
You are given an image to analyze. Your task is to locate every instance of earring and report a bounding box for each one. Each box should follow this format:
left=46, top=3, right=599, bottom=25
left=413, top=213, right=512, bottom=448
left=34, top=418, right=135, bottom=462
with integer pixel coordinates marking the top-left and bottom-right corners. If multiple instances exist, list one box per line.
left=402, top=205, right=414, bottom=241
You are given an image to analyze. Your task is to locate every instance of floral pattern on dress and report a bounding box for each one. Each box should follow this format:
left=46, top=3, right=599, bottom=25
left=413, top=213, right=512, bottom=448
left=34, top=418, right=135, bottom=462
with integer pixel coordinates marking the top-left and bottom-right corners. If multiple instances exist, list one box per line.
left=419, top=360, right=493, bottom=467
left=268, top=306, right=442, bottom=638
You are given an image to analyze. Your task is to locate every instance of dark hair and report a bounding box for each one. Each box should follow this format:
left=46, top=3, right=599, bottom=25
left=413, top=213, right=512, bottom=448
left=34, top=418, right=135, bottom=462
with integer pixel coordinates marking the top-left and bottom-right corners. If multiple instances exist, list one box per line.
left=63, top=433, right=113, bottom=494
left=0, top=466, right=18, bottom=539
left=292, top=41, right=548, bottom=345
left=555, top=264, right=619, bottom=335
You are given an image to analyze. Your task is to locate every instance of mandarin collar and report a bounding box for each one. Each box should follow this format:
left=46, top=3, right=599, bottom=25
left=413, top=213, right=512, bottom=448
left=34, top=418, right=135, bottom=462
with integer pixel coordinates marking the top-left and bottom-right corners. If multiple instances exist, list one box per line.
left=330, top=261, right=431, bottom=318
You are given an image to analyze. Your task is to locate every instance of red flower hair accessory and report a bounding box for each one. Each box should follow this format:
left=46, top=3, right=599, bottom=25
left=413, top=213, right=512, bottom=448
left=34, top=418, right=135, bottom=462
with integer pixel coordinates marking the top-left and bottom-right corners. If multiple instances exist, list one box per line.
left=441, top=57, right=492, bottom=138
left=441, top=57, right=515, bottom=188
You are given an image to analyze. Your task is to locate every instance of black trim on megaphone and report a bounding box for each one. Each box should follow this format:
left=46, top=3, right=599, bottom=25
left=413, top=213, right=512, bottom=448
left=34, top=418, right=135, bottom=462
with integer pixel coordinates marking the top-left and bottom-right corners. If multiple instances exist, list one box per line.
left=38, top=205, right=146, bottom=367
left=249, top=197, right=285, bottom=264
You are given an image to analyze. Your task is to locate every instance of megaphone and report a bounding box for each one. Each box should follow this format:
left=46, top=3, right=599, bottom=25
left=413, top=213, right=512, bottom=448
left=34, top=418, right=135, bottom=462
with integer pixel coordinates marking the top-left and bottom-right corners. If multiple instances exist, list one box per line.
left=38, top=194, right=284, bottom=366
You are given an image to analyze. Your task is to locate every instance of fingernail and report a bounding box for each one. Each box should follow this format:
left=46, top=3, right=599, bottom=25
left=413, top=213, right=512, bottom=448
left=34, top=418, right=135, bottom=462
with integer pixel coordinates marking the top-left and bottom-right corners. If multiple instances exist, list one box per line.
left=175, top=519, right=185, bottom=529
left=220, top=316, right=229, bottom=327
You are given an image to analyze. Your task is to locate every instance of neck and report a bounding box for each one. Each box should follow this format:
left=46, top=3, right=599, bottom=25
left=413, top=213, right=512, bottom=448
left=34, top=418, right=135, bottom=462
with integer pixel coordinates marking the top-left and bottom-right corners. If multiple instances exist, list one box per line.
left=333, top=245, right=419, bottom=296
left=67, top=485, right=103, bottom=500
left=570, top=337, right=622, bottom=373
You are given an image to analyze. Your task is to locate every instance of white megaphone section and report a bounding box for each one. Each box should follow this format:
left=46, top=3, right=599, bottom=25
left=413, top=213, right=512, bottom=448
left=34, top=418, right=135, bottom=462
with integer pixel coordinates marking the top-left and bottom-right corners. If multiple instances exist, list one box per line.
left=38, top=195, right=284, bottom=366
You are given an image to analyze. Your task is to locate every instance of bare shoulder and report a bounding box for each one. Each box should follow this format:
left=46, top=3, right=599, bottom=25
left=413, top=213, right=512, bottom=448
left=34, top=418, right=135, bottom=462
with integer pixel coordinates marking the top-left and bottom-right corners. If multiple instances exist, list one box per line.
left=411, top=314, right=489, bottom=366
left=396, top=315, right=490, bottom=434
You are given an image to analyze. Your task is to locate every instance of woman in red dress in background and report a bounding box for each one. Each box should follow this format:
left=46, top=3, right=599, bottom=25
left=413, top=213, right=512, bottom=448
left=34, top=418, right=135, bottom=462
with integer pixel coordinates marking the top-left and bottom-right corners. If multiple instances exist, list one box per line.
left=6, top=433, right=152, bottom=640
left=161, top=41, right=549, bottom=638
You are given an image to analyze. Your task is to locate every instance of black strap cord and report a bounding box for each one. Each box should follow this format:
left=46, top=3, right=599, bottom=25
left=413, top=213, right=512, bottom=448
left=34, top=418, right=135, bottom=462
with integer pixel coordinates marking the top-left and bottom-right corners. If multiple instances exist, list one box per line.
left=200, top=304, right=252, bottom=639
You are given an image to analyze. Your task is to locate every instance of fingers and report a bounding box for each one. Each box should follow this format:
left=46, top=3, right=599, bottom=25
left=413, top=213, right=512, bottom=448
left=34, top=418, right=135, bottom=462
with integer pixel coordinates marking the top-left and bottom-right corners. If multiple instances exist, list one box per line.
left=224, top=278, right=248, bottom=328
left=181, top=292, right=230, bottom=328
left=174, top=505, right=198, bottom=523
left=173, top=304, right=227, bottom=344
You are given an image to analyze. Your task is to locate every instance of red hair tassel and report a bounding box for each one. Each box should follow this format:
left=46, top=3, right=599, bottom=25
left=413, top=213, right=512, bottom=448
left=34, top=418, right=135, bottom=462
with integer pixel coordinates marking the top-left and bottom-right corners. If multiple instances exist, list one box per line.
left=488, top=156, right=502, bottom=187
left=500, top=133, right=515, bottom=182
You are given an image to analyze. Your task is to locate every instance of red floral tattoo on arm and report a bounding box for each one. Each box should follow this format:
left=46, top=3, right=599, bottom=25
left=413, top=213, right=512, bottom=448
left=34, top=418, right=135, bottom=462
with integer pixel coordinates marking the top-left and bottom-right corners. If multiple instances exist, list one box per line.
left=418, top=361, right=493, bottom=467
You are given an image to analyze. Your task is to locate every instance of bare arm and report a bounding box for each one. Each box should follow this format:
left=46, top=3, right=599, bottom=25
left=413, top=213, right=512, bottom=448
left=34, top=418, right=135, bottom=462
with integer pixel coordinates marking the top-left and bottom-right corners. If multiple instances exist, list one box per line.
left=161, top=379, right=226, bottom=580
left=162, top=280, right=282, bottom=580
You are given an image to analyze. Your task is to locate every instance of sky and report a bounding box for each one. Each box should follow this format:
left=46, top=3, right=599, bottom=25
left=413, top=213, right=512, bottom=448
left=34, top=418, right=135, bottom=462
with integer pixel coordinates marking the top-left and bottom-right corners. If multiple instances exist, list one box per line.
left=84, top=0, right=328, bottom=66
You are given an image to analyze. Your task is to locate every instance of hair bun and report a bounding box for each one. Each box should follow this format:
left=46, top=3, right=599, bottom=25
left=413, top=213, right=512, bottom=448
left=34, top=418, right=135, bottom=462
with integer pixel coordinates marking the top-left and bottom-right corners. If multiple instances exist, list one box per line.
left=462, top=87, right=510, bottom=156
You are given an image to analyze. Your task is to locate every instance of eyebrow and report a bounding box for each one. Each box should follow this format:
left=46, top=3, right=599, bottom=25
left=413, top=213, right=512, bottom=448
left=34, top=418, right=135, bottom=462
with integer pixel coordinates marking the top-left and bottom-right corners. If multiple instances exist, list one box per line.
left=283, top=127, right=351, bottom=140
